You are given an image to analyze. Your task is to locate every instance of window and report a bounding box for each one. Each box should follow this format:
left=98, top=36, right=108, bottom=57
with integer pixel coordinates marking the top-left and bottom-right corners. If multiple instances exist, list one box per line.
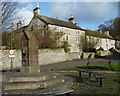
left=55, top=27, right=57, bottom=30
left=89, top=36, right=91, bottom=41
left=106, top=39, right=108, bottom=43
left=66, top=36, right=68, bottom=40
left=106, top=44, right=108, bottom=49
left=76, top=31, right=80, bottom=35
left=55, top=27, right=59, bottom=31
left=76, top=37, right=80, bottom=43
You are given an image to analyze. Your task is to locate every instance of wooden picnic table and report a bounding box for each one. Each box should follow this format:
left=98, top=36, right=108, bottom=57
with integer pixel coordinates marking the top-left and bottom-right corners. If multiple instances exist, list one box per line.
left=77, top=70, right=106, bottom=87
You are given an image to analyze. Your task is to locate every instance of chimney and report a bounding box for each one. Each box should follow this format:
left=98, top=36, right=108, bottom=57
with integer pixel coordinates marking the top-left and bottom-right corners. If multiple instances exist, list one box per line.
left=99, top=29, right=103, bottom=33
left=105, top=31, right=110, bottom=35
left=68, top=15, right=75, bottom=24
left=17, top=21, right=22, bottom=29
left=33, top=3, right=40, bottom=16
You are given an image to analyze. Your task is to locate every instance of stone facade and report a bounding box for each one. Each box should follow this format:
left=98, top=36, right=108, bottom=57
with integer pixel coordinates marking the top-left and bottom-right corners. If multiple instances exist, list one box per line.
left=16, top=5, right=115, bottom=53
left=26, top=18, right=85, bottom=53
left=86, top=36, right=115, bottom=50
left=100, top=38, right=115, bottom=50
left=48, top=24, right=85, bottom=52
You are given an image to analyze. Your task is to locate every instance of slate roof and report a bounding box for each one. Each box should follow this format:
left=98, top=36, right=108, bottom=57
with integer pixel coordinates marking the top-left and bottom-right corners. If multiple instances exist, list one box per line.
left=15, top=15, right=114, bottom=40
left=37, top=15, right=84, bottom=30
left=85, top=30, right=114, bottom=39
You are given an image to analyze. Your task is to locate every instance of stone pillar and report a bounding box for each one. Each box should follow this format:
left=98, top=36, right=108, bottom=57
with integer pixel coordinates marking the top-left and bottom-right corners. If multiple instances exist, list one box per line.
left=20, top=30, right=40, bottom=73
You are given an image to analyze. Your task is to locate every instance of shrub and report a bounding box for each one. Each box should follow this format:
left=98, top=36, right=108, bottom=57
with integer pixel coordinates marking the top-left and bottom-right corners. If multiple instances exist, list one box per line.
left=95, top=51, right=101, bottom=57
left=97, top=47, right=104, bottom=51
left=109, top=47, right=117, bottom=54
left=83, top=48, right=96, bottom=52
left=62, top=41, right=70, bottom=53
left=117, top=46, right=120, bottom=50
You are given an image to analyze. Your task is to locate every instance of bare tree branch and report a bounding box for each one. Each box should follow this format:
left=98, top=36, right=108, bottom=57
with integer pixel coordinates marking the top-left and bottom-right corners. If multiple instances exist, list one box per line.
left=0, top=1, right=25, bottom=32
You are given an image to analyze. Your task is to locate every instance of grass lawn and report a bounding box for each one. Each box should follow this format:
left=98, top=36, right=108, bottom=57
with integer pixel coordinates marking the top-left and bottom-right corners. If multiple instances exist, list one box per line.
left=60, top=72, right=120, bottom=94
left=54, top=63, right=120, bottom=72
left=55, top=62, right=120, bottom=94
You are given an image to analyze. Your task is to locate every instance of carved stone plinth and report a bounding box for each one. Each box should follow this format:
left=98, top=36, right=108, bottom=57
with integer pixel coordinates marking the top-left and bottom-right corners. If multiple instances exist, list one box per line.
left=20, top=65, right=40, bottom=73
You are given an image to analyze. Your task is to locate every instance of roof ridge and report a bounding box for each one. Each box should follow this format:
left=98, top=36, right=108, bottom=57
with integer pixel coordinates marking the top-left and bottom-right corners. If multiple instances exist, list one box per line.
left=85, top=29, right=113, bottom=39
left=41, top=15, right=72, bottom=24
left=37, top=15, right=83, bottom=30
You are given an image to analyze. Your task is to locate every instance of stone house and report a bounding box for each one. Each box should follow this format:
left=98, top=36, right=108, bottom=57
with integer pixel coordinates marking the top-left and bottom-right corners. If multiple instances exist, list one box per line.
left=18, top=4, right=85, bottom=53
left=85, top=30, right=115, bottom=50
left=15, top=4, right=115, bottom=52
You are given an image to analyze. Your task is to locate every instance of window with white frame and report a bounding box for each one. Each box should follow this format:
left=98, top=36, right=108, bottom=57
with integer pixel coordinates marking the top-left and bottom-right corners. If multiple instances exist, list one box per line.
left=106, top=39, right=108, bottom=43
left=106, top=44, right=108, bottom=49
left=76, top=31, right=80, bottom=35
left=76, top=37, right=80, bottom=43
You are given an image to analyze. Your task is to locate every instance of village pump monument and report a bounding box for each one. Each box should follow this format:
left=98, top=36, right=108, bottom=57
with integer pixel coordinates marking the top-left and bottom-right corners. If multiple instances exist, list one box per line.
left=20, top=3, right=41, bottom=73
left=20, top=29, right=40, bottom=73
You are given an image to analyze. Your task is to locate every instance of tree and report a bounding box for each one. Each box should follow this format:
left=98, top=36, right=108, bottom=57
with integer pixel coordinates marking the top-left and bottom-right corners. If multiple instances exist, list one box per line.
left=62, top=41, right=70, bottom=53
left=0, top=1, right=23, bottom=32
left=110, top=17, right=120, bottom=40
left=2, top=32, right=11, bottom=49
left=97, top=17, right=120, bottom=40
left=79, top=35, right=98, bottom=52
left=39, top=30, right=65, bottom=49
left=3, top=28, right=65, bottom=49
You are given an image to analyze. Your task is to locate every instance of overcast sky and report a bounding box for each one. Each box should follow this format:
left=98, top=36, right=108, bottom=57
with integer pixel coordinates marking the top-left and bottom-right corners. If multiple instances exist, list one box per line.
left=16, top=1, right=119, bottom=31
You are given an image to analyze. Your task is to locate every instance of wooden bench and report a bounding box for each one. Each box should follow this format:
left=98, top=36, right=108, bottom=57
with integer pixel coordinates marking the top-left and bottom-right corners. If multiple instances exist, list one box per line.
left=77, top=70, right=106, bottom=87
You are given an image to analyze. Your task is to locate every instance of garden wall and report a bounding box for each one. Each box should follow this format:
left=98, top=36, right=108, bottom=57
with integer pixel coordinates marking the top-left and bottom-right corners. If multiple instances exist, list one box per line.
left=0, top=50, right=22, bottom=70
left=38, top=49, right=83, bottom=65
left=98, top=51, right=111, bottom=56
left=82, top=52, right=95, bottom=59
left=1, top=49, right=83, bottom=70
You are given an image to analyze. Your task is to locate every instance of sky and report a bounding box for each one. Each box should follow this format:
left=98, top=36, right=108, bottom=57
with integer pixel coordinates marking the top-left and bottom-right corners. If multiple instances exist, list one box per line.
left=15, top=1, right=119, bottom=31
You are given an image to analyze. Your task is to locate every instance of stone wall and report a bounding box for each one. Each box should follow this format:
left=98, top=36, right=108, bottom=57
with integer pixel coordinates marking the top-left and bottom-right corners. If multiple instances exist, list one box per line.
left=38, top=49, right=67, bottom=65
left=38, top=49, right=82, bottom=65
left=1, top=49, right=83, bottom=70
left=81, top=52, right=95, bottom=59
left=98, top=51, right=111, bottom=56
left=0, top=50, right=22, bottom=70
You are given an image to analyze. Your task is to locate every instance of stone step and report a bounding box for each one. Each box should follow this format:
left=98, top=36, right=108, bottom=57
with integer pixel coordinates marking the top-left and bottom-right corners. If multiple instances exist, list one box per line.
left=3, top=88, right=73, bottom=95
left=3, top=75, right=64, bottom=90
left=38, top=81, right=72, bottom=93
left=2, top=72, right=57, bottom=83
left=39, top=75, right=65, bottom=89
left=3, top=82, right=72, bottom=95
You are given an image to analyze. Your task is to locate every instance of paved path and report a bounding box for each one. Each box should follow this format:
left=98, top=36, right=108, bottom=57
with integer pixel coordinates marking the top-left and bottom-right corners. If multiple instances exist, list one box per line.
left=41, top=53, right=120, bottom=72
